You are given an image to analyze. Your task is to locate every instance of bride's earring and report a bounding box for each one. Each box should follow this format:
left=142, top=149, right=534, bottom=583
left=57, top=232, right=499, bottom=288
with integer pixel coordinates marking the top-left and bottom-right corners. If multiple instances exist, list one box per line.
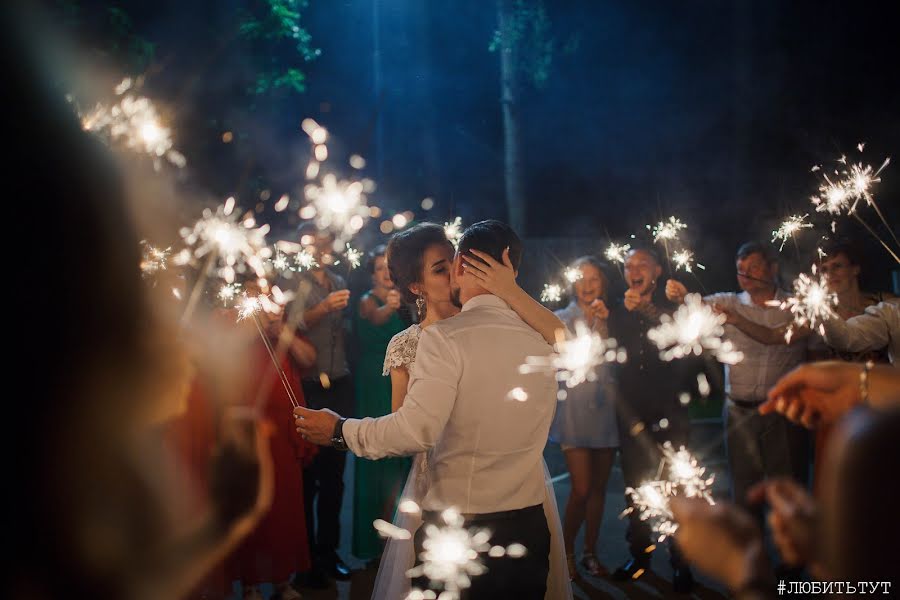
left=416, top=293, right=426, bottom=321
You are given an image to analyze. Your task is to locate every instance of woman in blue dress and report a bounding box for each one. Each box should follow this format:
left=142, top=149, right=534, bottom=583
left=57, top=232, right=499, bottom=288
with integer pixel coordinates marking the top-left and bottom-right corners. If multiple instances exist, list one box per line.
left=549, top=256, right=619, bottom=579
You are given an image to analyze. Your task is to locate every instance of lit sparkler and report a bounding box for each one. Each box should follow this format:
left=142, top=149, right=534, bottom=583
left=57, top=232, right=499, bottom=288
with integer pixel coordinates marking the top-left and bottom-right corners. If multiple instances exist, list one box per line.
left=604, top=242, right=631, bottom=264
left=771, top=214, right=813, bottom=251
left=444, top=217, right=464, bottom=249
left=406, top=508, right=491, bottom=598
left=271, top=251, right=291, bottom=273
left=344, top=244, right=363, bottom=270
left=80, top=78, right=185, bottom=169
left=621, top=445, right=716, bottom=542
left=521, top=320, right=627, bottom=388
left=293, top=247, right=319, bottom=272
left=218, top=283, right=241, bottom=304
left=563, top=266, right=583, bottom=284
left=178, top=199, right=271, bottom=284
left=771, top=265, right=838, bottom=342
left=540, top=283, right=563, bottom=303
left=672, top=249, right=703, bottom=273
left=303, top=172, right=371, bottom=240
left=649, top=217, right=687, bottom=243
left=647, top=293, right=743, bottom=364
left=140, top=241, right=171, bottom=275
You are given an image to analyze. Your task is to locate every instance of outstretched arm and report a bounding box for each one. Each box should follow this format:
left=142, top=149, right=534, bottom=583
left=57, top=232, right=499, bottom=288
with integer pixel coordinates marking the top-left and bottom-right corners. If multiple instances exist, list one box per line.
left=461, top=248, right=565, bottom=345
left=295, top=326, right=459, bottom=458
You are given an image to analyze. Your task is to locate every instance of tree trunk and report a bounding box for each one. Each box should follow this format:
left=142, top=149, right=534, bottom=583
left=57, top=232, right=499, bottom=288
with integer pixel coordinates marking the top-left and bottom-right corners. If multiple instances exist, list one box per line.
left=497, top=0, right=526, bottom=235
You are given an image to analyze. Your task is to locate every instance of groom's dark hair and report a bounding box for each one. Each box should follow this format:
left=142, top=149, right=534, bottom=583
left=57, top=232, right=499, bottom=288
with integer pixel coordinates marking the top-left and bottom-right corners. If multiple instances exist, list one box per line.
left=457, top=220, right=523, bottom=271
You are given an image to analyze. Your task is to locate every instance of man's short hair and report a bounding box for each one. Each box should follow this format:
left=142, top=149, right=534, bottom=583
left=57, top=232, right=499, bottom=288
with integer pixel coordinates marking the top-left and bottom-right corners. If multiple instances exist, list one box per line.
left=819, top=238, right=861, bottom=266
left=736, top=241, right=775, bottom=264
left=457, top=220, right=523, bottom=271
left=627, top=244, right=662, bottom=266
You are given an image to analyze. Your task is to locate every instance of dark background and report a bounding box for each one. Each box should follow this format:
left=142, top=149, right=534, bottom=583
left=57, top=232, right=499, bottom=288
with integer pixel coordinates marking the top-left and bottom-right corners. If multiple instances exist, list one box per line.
left=49, top=0, right=900, bottom=294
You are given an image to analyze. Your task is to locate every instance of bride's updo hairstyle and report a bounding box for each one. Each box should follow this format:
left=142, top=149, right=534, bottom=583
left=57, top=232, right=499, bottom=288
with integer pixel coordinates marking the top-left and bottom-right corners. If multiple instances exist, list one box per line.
left=385, top=223, right=452, bottom=303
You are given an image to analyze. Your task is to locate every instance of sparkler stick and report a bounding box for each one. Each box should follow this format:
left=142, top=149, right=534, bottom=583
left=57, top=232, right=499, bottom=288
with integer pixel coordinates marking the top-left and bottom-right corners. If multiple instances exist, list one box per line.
left=852, top=213, right=900, bottom=264
left=238, top=296, right=300, bottom=409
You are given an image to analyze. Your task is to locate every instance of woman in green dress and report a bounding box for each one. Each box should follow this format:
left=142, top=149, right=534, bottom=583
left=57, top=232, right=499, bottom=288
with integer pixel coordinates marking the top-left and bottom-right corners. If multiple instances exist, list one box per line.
left=352, top=245, right=411, bottom=563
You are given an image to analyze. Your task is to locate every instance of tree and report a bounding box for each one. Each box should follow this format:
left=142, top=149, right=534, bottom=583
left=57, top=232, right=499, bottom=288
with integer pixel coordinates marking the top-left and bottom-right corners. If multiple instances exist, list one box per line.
left=490, top=0, right=576, bottom=235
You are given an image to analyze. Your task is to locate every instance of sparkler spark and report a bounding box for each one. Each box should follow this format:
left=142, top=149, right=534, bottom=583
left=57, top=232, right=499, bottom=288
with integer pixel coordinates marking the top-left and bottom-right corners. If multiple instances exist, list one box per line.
left=604, top=242, right=631, bottom=264
left=293, top=247, right=319, bottom=271
left=540, top=283, right=563, bottom=303
left=647, top=294, right=743, bottom=364
left=303, top=172, right=371, bottom=240
left=771, top=214, right=813, bottom=251
left=621, top=444, right=716, bottom=542
left=649, top=217, right=687, bottom=243
left=811, top=152, right=890, bottom=216
left=140, top=241, right=171, bottom=275
left=344, top=244, right=363, bottom=269
left=444, top=217, right=464, bottom=249
left=237, top=295, right=262, bottom=321
left=771, top=265, right=838, bottom=342
left=672, top=249, right=700, bottom=273
left=271, top=251, right=290, bottom=273
left=521, top=320, right=626, bottom=388
left=80, top=78, right=185, bottom=169
left=218, top=283, right=241, bottom=304
left=407, top=508, right=491, bottom=598
left=563, top=266, right=583, bottom=283
left=179, top=201, right=271, bottom=284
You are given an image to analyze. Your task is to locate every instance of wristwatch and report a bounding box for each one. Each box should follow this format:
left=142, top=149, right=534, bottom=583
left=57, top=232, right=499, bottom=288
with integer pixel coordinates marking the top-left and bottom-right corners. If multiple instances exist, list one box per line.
left=331, top=418, right=348, bottom=451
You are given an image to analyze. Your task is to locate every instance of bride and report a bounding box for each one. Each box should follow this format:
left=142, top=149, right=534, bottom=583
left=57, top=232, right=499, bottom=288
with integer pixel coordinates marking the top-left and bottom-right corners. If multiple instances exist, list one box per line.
left=371, top=222, right=573, bottom=599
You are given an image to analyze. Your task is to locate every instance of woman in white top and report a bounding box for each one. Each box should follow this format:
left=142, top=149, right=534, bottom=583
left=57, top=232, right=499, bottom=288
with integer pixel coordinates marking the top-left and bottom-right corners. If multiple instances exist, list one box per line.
left=372, top=222, right=573, bottom=600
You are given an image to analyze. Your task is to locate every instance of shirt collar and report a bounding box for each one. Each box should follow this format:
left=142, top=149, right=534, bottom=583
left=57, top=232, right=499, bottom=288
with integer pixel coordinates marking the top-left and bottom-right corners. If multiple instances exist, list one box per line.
left=461, top=294, right=511, bottom=312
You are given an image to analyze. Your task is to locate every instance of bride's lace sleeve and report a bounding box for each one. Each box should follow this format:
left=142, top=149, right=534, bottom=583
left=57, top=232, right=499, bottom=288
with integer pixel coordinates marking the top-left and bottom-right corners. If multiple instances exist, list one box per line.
left=382, top=325, right=421, bottom=376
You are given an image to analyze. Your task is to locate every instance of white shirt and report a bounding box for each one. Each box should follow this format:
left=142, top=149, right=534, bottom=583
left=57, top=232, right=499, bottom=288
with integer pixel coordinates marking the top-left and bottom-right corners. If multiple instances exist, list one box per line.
left=342, top=294, right=557, bottom=514
left=823, top=299, right=900, bottom=364
left=706, top=290, right=811, bottom=403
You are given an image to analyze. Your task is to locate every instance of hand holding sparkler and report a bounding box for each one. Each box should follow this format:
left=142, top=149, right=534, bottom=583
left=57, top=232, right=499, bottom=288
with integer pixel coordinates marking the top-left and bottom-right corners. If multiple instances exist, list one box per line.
left=747, top=478, right=817, bottom=569
left=586, top=298, right=610, bottom=324
left=384, top=289, right=402, bottom=311
left=623, top=287, right=651, bottom=313
left=318, top=289, right=351, bottom=313
left=665, top=279, right=688, bottom=305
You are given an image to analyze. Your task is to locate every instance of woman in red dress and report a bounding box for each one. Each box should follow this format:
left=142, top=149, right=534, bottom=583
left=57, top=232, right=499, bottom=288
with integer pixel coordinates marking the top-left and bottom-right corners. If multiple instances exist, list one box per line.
left=227, top=309, right=319, bottom=599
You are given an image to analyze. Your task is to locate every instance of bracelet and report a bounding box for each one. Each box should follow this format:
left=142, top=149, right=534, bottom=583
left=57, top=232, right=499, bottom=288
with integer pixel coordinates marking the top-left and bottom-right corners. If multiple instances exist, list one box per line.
left=859, top=360, right=874, bottom=405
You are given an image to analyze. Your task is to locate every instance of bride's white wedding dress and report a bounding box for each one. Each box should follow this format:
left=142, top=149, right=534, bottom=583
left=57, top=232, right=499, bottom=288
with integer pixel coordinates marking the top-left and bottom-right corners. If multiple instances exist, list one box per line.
left=371, top=324, right=572, bottom=600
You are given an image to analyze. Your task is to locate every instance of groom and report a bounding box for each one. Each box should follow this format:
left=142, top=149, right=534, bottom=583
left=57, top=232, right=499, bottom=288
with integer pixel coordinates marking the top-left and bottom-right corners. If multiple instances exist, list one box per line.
left=295, top=220, right=558, bottom=598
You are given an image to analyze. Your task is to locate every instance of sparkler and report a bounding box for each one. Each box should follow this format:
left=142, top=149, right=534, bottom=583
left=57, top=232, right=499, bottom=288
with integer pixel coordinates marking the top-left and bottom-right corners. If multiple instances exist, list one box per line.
left=271, top=251, right=291, bottom=273
left=235, top=294, right=299, bottom=410
left=563, top=266, right=583, bottom=284
left=140, top=241, right=171, bottom=275
left=671, top=249, right=705, bottom=273
left=649, top=216, right=687, bottom=244
left=406, top=508, right=491, bottom=598
left=647, top=293, right=743, bottom=364
left=521, top=320, right=627, bottom=388
left=771, top=265, right=838, bottom=342
left=809, top=147, right=898, bottom=263
left=80, top=78, right=185, bottom=170
left=302, top=173, right=371, bottom=241
left=444, top=217, right=464, bottom=249
left=293, top=247, right=319, bottom=272
left=344, top=244, right=363, bottom=269
left=218, top=283, right=242, bottom=305
left=621, top=444, right=716, bottom=542
left=771, top=214, right=813, bottom=251
left=604, top=242, right=631, bottom=265
left=178, top=199, right=271, bottom=284
left=540, top=283, right=563, bottom=303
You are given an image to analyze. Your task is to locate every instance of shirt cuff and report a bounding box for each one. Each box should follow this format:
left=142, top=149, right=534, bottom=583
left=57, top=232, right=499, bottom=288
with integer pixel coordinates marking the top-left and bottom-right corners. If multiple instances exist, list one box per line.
left=341, top=418, right=361, bottom=455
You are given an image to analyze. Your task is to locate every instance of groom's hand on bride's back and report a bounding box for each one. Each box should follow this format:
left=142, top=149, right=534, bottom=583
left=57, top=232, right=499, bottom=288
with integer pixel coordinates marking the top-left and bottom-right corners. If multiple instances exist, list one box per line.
left=294, top=406, right=340, bottom=445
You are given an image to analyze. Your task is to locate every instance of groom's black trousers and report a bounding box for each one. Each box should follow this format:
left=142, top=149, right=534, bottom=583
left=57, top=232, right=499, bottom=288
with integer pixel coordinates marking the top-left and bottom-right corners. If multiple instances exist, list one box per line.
left=413, top=503, right=550, bottom=600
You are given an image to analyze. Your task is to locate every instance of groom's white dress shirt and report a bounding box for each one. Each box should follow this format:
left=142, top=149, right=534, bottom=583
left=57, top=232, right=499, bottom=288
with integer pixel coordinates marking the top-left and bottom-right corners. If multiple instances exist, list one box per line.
left=342, top=294, right=557, bottom=514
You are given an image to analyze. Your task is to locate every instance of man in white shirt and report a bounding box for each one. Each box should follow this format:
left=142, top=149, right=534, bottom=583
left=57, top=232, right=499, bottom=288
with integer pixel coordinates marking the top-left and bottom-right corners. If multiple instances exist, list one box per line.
left=295, top=220, right=558, bottom=599
left=667, top=242, right=811, bottom=515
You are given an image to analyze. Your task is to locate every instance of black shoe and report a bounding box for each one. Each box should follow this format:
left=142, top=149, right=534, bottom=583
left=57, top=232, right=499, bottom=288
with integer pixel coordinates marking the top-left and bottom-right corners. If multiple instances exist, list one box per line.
left=328, top=555, right=353, bottom=581
left=612, top=558, right=649, bottom=581
left=295, top=568, right=329, bottom=590
left=672, top=567, right=694, bottom=594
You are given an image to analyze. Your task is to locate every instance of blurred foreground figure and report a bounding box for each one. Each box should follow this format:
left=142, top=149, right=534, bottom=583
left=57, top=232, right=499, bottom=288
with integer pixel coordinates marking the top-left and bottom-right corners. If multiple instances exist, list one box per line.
left=8, top=6, right=274, bottom=599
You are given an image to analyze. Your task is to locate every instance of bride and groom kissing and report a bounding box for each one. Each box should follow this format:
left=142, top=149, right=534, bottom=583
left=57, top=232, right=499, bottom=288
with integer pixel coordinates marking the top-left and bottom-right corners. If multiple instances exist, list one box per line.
left=295, top=220, right=569, bottom=599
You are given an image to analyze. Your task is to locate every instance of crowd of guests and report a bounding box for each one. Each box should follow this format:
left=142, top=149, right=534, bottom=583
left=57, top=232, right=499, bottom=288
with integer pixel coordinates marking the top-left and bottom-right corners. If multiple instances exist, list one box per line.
left=11, top=7, right=899, bottom=599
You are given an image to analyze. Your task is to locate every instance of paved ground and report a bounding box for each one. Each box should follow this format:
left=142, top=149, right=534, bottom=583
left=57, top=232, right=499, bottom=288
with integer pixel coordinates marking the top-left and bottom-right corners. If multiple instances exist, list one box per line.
left=246, top=418, right=731, bottom=600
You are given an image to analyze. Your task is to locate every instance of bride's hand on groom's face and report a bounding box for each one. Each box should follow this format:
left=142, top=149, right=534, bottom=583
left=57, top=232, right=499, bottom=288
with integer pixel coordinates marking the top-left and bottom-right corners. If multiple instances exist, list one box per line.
left=294, top=406, right=340, bottom=446
left=460, top=248, right=518, bottom=298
